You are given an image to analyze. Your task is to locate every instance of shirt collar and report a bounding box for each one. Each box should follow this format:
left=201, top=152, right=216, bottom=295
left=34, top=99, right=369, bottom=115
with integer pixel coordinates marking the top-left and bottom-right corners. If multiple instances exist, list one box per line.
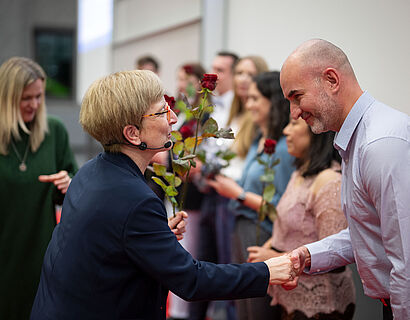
left=334, top=91, right=375, bottom=152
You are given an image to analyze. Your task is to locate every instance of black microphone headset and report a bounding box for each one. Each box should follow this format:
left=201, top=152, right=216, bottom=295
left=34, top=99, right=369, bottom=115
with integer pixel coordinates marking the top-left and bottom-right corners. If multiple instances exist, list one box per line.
left=104, top=139, right=173, bottom=150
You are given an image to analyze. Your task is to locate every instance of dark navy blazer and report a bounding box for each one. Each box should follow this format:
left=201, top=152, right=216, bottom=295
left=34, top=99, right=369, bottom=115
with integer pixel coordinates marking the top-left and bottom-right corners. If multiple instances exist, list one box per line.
left=30, top=152, right=269, bottom=320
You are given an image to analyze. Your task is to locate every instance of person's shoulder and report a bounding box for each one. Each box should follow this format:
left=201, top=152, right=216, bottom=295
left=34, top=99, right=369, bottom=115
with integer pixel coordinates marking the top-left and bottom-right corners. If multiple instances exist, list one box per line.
left=311, top=168, right=341, bottom=196
left=363, top=101, right=409, bottom=143
left=47, top=115, right=69, bottom=133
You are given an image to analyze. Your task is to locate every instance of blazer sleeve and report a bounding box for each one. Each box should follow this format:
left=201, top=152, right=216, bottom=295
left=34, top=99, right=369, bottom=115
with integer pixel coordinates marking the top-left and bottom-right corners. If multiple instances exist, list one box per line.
left=123, top=197, right=269, bottom=301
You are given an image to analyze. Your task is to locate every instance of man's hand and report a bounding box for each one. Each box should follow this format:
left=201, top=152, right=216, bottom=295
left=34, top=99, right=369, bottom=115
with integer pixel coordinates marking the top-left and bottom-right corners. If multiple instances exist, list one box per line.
left=281, top=246, right=311, bottom=290
left=38, top=170, right=71, bottom=194
left=264, top=254, right=298, bottom=285
left=168, top=211, right=188, bottom=241
left=247, top=246, right=282, bottom=263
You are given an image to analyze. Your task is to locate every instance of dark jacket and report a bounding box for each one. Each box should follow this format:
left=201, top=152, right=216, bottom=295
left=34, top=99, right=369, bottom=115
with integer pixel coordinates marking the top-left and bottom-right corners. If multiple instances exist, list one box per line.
left=30, top=152, right=269, bottom=320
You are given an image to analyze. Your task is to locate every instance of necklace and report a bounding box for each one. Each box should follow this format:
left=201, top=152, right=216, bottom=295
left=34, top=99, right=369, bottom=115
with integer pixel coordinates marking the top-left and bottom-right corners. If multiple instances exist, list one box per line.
left=10, top=139, right=30, bottom=172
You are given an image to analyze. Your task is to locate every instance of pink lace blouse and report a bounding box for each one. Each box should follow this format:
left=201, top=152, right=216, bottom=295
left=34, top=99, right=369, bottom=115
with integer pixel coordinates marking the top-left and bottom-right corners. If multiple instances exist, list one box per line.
left=268, top=165, right=355, bottom=317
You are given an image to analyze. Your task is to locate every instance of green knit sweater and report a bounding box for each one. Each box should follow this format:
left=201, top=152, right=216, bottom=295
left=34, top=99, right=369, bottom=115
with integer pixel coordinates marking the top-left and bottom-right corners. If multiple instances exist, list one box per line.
left=0, top=116, right=78, bottom=320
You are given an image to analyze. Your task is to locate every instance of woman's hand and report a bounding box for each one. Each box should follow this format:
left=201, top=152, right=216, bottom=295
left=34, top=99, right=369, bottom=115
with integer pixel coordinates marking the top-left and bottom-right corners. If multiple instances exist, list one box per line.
left=206, top=174, right=242, bottom=199
left=38, top=170, right=71, bottom=194
left=264, top=254, right=298, bottom=285
left=168, top=211, right=188, bottom=241
left=247, top=246, right=282, bottom=262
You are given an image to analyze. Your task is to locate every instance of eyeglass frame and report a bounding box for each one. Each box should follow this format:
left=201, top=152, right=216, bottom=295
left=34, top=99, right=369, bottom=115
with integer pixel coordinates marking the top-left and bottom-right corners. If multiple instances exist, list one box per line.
left=141, top=104, right=171, bottom=122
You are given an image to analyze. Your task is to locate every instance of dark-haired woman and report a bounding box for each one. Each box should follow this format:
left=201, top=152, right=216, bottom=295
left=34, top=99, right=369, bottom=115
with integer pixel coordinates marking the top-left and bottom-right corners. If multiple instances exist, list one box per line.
left=247, top=118, right=356, bottom=320
left=208, top=71, right=295, bottom=320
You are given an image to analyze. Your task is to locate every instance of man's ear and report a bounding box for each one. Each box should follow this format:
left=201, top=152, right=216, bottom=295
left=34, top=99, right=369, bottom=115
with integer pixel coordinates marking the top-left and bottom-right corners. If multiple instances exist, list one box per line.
left=123, top=125, right=142, bottom=146
left=323, top=68, right=340, bottom=92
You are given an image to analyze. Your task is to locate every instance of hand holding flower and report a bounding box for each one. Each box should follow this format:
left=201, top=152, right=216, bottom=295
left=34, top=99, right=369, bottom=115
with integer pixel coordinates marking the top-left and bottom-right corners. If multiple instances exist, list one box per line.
left=168, top=211, right=188, bottom=241
left=206, top=174, right=243, bottom=200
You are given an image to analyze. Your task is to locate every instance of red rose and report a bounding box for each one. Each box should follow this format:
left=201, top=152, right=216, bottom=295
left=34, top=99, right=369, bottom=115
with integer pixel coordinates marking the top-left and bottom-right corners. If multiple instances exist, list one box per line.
left=180, top=124, right=194, bottom=139
left=264, top=139, right=277, bottom=155
left=183, top=65, right=194, bottom=75
left=164, top=94, right=176, bottom=110
left=201, top=74, right=218, bottom=91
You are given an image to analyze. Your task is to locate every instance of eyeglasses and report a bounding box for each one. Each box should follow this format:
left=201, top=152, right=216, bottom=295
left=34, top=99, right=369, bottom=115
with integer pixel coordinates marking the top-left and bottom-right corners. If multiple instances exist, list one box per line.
left=142, top=104, right=171, bottom=122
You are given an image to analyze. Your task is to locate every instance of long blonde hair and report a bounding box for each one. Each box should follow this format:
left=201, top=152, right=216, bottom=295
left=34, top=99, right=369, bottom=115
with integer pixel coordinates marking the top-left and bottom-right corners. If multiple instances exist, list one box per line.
left=228, top=56, right=269, bottom=158
left=0, top=57, right=48, bottom=155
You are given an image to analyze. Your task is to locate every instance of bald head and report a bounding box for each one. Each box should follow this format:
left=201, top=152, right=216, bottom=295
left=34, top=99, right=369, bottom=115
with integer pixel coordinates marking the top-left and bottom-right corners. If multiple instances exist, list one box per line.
left=283, top=39, right=355, bottom=79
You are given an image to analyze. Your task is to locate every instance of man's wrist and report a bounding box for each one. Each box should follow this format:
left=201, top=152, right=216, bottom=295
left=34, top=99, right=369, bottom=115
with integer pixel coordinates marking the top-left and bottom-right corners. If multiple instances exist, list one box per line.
left=302, top=246, right=311, bottom=269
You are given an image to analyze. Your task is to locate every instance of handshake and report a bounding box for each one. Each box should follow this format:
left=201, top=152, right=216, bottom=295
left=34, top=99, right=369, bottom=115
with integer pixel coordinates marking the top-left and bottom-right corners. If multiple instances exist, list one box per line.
left=263, top=246, right=310, bottom=289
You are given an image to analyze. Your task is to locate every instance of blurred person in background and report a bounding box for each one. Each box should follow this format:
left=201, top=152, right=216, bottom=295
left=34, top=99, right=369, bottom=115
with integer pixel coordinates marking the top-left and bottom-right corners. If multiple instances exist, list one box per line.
left=208, top=71, right=294, bottom=320
left=0, top=57, right=78, bottom=320
left=136, top=54, right=160, bottom=75
left=248, top=118, right=356, bottom=320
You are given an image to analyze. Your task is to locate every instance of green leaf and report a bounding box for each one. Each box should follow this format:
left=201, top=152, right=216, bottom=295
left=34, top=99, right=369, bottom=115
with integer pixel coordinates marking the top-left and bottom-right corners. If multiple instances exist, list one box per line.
left=196, top=149, right=206, bottom=163
left=171, top=130, right=183, bottom=142
left=203, top=105, right=214, bottom=114
left=189, top=159, right=196, bottom=167
left=267, top=204, right=277, bottom=222
left=263, top=184, right=276, bottom=202
left=172, top=141, right=184, bottom=155
left=172, top=158, right=190, bottom=176
left=260, top=173, right=275, bottom=183
left=184, top=137, right=196, bottom=150
left=202, top=118, right=218, bottom=135
left=191, top=107, right=202, bottom=119
left=271, top=158, right=281, bottom=167
left=165, top=185, right=178, bottom=196
left=180, top=154, right=196, bottom=161
left=257, top=158, right=267, bottom=166
left=174, top=176, right=182, bottom=187
left=164, top=172, right=175, bottom=185
left=151, top=177, right=168, bottom=191
left=170, top=196, right=178, bottom=205
left=258, top=205, right=267, bottom=221
left=153, top=163, right=167, bottom=176
left=216, top=149, right=236, bottom=161
left=215, top=128, right=235, bottom=139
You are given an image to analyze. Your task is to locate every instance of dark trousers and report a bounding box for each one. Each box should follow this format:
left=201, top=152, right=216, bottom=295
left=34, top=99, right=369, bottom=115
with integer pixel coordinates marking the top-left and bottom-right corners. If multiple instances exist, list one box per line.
left=188, top=194, right=236, bottom=320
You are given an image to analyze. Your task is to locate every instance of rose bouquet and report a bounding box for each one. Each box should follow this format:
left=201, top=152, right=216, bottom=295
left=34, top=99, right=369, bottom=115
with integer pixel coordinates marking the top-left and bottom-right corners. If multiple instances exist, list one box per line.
left=151, top=74, right=235, bottom=216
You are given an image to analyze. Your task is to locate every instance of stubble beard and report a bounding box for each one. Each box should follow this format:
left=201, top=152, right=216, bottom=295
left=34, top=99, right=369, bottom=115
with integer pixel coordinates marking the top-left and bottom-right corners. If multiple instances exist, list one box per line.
left=309, top=91, right=339, bottom=134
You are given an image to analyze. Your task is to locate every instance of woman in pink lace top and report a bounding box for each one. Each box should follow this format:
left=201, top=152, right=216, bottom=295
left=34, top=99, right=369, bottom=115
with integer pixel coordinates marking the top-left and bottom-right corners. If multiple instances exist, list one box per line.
left=248, top=118, right=355, bottom=319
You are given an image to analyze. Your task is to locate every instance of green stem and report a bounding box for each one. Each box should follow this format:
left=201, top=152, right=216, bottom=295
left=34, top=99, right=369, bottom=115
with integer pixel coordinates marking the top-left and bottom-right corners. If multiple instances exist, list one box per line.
left=179, top=90, right=208, bottom=210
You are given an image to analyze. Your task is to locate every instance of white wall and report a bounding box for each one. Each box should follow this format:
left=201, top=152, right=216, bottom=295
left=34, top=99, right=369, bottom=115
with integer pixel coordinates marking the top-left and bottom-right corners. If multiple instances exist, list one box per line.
left=112, top=0, right=201, bottom=94
left=226, top=0, right=410, bottom=115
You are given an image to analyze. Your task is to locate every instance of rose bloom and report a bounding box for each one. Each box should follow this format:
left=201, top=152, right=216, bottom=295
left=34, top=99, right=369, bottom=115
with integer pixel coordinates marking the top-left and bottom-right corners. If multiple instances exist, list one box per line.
left=164, top=94, right=176, bottom=109
left=180, top=124, right=195, bottom=139
left=264, top=139, right=277, bottom=155
left=183, top=65, right=194, bottom=75
left=201, top=74, right=218, bottom=91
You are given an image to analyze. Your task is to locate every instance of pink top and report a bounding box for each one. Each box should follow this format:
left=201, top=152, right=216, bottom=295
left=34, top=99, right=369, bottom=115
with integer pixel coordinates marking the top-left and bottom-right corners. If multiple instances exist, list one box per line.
left=268, top=165, right=355, bottom=317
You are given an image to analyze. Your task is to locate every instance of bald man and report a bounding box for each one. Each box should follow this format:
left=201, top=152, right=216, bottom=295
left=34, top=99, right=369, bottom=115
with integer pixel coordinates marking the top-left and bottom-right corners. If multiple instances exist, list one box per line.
left=280, top=39, right=410, bottom=320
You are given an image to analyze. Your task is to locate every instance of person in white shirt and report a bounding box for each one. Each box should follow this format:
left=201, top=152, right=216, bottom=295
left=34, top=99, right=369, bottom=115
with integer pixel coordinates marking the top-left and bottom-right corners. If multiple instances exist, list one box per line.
left=280, top=38, right=410, bottom=320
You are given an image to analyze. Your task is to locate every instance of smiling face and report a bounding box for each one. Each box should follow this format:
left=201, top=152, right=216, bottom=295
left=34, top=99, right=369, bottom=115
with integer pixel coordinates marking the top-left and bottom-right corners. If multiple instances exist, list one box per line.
left=245, top=82, right=271, bottom=129
left=280, top=59, right=342, bottom=134
left=234, top=58, right=258, bottom=101
left=283, top=117, right=312, bottom=159
left=19, top=78, right=44, bottom=123
left=139, top=97, right=177, bottom=151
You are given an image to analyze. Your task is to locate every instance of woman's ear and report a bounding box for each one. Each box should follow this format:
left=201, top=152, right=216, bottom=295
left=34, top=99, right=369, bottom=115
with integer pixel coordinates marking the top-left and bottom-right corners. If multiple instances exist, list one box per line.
left=323, top=68, right=340, bottom=92
left=123, top=125, right=142, bottom=146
